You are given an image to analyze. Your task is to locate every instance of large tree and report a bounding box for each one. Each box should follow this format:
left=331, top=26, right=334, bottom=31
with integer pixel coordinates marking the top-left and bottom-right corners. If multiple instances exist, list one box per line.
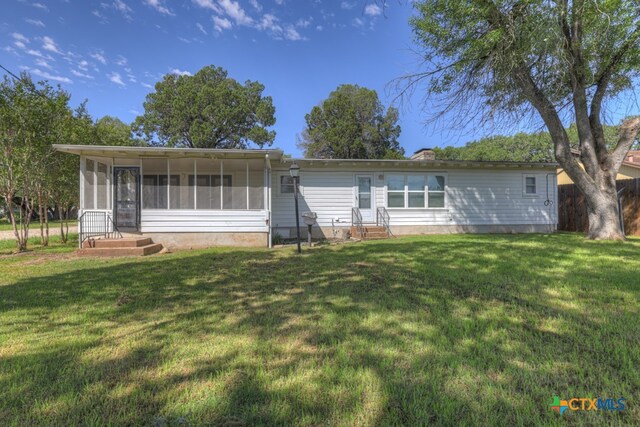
left=298, top=84, right=404, bottom=159
left=409, top=0, right=640, bottom=240
left=133, top=66, right=276, bottom=149
left=95, top=115, right=142, bottom=146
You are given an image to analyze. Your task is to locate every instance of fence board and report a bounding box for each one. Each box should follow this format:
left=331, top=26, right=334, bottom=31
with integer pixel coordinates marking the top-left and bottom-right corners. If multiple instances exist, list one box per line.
left=557, top=178, right=640, bottom=235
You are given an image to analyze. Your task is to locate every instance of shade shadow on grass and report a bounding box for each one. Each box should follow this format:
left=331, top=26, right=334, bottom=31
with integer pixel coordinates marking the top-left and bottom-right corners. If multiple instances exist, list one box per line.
left=0, top=233, right=638, bottom=425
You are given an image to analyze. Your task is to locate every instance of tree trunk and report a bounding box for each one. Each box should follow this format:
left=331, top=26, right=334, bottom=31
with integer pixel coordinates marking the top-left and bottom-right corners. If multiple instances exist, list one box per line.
left=583, top=185, right=624, bottom=240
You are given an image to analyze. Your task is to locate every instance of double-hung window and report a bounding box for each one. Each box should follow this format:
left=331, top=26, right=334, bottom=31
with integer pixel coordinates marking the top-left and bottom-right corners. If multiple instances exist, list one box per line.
left=523, top=175, right=537, bottom=196
left=386, top=174, right=446, bottom=208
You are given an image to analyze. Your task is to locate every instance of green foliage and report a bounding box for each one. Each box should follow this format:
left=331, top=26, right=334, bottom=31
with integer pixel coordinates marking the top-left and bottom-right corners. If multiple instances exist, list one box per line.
left=410, top=0, right=640, bottom=120
left=133, top=65, right=276, bottom=149
left=95, top=115, right=142, bottom=146
left=298, top=84, right=404, bottom=159
left=435, top=124, right=628, bottom=162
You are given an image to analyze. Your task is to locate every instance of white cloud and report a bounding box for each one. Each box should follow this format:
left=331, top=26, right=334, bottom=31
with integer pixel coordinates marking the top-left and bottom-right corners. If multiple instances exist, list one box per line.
left=341, top=1, right=355, bottom=10
left=108, top=72, right=125, bottom=85
left=141, top=82, right=153, bottom=89
left=32, top=3, right=49, bottom=11
left=364, top=4, right=382, bottom=16
left=218, top=0, right=253, bottom=26
left=78, top=60, right=89, bottom=71
left=192, top=0, right=222, bottom=13
left=34, top=58, right=52, bottom=69
left=275, top=0, right=284, bottom=4
left=196, top=22, right=208, bottom=35
left=25, top=18, right=45, bottom=27
left=213, top=15, right=232, bottom=32
left=12, top=33, right=30, bottom=43
left=144, top=0, right=174, bottom=16
left=170, top=68, right=192, bottom=76
left=316, top=25, right=323, bottom=31
left=71, top=69, right=94, bottom=79
left=109, top=0, right=133, bottom=20
left=353, top=17, right=364, bottom=28
left=26, top=49, right=54, bottom=60
left=30, top=68, right=72, bottom=84
left=295, top=18, right=311, bottom=28
left=249, top=0, right=262, bottom=12
left=42, top=36, right=62, bottom=54
left=115, top=55, right=128, bottom=66
left=14, top=41, right=27, bottom=49
left=90, top=51, right=107, bottom=65
left=284, top=26, right=302, bottom=41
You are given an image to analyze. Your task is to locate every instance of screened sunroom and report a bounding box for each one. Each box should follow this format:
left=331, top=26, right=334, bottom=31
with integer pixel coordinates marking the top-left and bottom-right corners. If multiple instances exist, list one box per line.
left=54, top=145, right=280, bottom=246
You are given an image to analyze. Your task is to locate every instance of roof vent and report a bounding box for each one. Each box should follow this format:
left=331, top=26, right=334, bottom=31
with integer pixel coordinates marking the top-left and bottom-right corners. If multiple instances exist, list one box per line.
left=410, top=148, right=435, bottom=161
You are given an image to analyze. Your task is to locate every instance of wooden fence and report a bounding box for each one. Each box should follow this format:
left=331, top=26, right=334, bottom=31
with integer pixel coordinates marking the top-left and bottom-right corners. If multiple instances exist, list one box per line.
left=557, top=178, right=640, bottom=235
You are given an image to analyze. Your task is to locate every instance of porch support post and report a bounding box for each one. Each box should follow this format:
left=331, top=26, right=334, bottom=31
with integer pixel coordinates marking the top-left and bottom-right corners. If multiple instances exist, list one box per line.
left=194, top=159, right=197, bottom=210
left=246, top=160, right=249, bottom=209
left=79, top=156, right=85, bottom=213
left=220, top=160, right=224, bottom=209
left=166, top=158, right=170, bottom=210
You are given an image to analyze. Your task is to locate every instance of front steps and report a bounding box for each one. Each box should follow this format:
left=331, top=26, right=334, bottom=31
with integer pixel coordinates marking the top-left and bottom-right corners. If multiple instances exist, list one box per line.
left=78, top=237, right=163, bottom=256
left=351, top=225, right=390, bottom=240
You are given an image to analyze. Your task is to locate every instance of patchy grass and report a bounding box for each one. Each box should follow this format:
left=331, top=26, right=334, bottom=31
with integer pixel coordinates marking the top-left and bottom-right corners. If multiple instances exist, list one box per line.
left=0, top=234, right=78, bottom=255
left=0, top=218, right=66, bottom=231
left=0, top=233, right=638, bottom=426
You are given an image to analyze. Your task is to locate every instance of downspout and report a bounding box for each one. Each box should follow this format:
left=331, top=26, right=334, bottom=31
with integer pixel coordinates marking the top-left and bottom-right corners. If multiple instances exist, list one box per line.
left=617, top=187, right=625, bottom=235
left=544, top=173, right=556, bottom=234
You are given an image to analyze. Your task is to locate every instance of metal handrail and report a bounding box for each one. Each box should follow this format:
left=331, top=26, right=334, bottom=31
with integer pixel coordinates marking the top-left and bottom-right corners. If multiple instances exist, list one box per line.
left=376, top=207, right=393, bottom=237
left=351, top=207, right=365, bottom=239
left=78, top=210, right=123, bottom=248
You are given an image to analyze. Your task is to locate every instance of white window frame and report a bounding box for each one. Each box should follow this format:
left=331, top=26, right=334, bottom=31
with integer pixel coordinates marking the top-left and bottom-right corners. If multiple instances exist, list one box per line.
left=523, top=174, right=539, bottom=197
left=276, top=172, right=302, bottom=196
left=385, top=173, right=447, bottom=209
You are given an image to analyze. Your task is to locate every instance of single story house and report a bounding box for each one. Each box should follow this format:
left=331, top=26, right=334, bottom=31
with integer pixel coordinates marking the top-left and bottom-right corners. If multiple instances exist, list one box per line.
left=53, top=145, right=559, bottom=248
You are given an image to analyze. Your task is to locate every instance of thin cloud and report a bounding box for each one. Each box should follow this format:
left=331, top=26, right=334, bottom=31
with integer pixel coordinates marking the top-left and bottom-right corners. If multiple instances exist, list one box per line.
left=144, top=0, right=174, bottom=16
left=213, top=15, right=232, bottom=32
left=71, top=69, right=94, bottom=79
left=11, top=33, right=30, bottom=43
left=30, top=68, right=72, bottom=84
left=170, top=68, right=192, bottom=76
left=108, top=72, right=125, bottom=85
left=42, top=36, right=62, bottom=54
left=32, top=3, right=49, bottom=11
left=196, top=23, right=208, bottom=35
left=90, top=51, right=107, bottom=65
left=34, top=58, right=53, bottom=69
left=25, top=18, right=45, bottom=27
left=364, top=4, right=382, bottom=16
left=249, top=0, right=262, bottom=12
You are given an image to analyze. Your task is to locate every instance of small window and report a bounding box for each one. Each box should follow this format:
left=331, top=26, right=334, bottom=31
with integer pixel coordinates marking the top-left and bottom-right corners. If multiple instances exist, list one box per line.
left=280, top=175, right=295, bottom=194
left=524, top=175, right=537, bottom=196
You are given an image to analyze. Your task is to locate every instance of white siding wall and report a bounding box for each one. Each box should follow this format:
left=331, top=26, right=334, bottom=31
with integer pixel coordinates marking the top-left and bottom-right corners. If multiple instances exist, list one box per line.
left=271, top=168, right=557, bottom=228
left=141, top=210, right=269, bottom=233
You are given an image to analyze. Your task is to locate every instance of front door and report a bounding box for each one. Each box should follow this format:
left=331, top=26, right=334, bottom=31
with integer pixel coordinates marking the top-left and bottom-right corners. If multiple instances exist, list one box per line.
left=355, top=174, right=375, bottom=223
left=114, top=167, right=140, bottom=229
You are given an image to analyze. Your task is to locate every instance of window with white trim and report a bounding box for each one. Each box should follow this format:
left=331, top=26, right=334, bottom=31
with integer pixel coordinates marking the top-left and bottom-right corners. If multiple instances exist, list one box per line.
left=523, top=175, right=537, bottom=196
left=278, top=173, right=301, bottom=195
left=386, top=174, right=446, bottom=208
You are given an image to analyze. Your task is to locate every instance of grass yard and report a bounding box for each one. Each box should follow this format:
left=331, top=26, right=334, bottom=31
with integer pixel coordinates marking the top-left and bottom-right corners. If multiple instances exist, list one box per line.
left=0, top=234, right=638, bottom=426
left=0, top=218, right=66, bottom=231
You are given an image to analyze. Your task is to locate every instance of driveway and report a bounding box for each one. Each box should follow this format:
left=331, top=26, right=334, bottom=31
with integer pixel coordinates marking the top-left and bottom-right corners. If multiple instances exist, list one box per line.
left=0, top=225, right=77, bottom=240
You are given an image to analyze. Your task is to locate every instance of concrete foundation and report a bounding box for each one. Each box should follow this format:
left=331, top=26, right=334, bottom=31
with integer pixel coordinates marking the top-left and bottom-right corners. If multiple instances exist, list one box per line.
left=272, top=224, right=555, bottom=240
left=122, top=232, right=268, bottom=249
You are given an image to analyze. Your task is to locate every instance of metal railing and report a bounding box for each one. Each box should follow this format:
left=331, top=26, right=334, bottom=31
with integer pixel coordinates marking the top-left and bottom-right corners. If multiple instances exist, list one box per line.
left=351, top=207, right=365, bottom=239
left=376, top=206, right=393, bottom=237
left=78, top=211, right=123, bottom=248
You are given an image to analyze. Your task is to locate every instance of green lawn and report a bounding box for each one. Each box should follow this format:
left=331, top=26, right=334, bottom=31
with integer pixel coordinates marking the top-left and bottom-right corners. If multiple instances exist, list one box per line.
left=0, top=218, right=66, bottom=231
left=0, top=234, right=638, bottom=426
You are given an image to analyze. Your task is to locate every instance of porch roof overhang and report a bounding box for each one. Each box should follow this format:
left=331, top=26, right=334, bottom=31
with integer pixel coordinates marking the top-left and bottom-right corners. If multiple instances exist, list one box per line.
left=280, top=157, right=559, bottom=170
left=53, top=144, right=283, bottom=160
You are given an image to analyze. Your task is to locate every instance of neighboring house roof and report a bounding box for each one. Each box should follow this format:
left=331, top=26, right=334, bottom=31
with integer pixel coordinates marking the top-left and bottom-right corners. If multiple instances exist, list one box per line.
left=53, top=144, right=558, bottom=170
left=557, top=148, right=640, bottom=184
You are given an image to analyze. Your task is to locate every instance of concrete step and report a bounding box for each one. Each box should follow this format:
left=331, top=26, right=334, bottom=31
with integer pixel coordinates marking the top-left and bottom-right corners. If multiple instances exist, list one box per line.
left=83, top=237, right=152, bottom=249
left=78, top=243, right=163, bottom=257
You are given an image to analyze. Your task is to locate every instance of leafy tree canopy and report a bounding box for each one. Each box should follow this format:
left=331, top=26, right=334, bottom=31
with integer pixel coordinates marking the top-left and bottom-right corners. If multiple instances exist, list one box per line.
left=435, top=124, right=629, bottom=162
left=133, top=65, right=276, bottom=149
left=298, top=84, right=404, bottom=159
left=95, top=116, right=142, bottom=146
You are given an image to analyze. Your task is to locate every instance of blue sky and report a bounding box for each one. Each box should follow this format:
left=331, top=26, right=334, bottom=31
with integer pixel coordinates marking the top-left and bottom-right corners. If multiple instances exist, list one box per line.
left=4, top=1, right=516, bottom=155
